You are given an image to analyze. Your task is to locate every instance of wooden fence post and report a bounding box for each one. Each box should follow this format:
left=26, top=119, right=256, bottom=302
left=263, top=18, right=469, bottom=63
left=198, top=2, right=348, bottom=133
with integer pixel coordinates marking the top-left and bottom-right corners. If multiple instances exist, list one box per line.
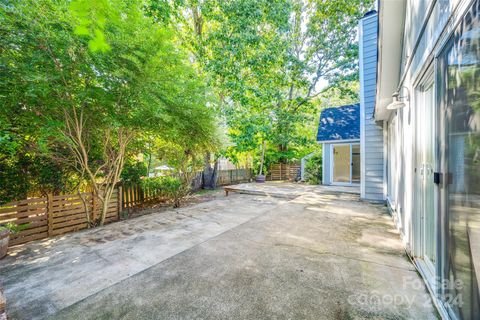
left=47, top=193, right=53, bottom=236
left=91, top=192, right=96, bottom=223
left=117, top=186, right=123, bottom=219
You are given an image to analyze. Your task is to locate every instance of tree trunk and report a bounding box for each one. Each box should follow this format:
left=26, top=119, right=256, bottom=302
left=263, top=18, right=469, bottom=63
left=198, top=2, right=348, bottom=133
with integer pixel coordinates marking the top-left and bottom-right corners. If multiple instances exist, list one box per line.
left=203, top=152, right=215, bottom=189
left=77, top=189, right=91, bottom=227
left=147, top=152, right=152, bottom=177
left=210, top=158, right=219, bottom=188
left=61, top=108, right=131, bottom=227
left=100, top=196, right=109, bottom=225
left=259, top=140, right=266, bottom=175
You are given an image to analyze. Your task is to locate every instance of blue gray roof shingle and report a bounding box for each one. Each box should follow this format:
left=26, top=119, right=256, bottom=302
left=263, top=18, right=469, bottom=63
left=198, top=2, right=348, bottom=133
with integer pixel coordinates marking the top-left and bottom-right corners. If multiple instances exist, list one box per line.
left=316, top=104, right=360, bottom=142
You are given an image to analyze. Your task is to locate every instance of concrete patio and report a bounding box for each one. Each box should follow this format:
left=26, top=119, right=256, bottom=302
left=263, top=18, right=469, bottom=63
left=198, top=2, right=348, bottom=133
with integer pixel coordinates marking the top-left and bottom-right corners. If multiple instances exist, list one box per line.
left=1, top=183, right=438, bottom=319
left=224, top=181, right=360, bottom=199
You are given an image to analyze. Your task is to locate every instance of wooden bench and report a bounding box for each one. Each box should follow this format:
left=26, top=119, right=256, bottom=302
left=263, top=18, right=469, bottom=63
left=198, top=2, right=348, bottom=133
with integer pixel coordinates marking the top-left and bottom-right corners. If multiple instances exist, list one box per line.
left=224, top=187, right=236, bottom=196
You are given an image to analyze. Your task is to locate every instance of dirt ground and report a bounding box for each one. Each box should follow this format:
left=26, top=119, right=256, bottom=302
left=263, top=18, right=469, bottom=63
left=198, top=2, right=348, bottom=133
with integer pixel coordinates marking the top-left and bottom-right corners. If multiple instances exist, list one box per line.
left=0, top=183, right=438, bottom=319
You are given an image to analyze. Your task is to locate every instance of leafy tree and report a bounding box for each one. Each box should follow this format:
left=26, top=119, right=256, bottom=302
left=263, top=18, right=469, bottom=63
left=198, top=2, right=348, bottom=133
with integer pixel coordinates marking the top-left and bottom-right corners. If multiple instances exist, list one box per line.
left=167, top=0, right=373, bottom=172
left=174, top=0, right=291, bottom=174
left=0, top=0, right=217, bottom=221
left=0, top=0, right=372, bottom=208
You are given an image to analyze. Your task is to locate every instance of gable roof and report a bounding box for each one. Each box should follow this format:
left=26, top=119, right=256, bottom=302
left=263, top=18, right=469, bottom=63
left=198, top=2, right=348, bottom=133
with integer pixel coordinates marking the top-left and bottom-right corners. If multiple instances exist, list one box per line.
left=316, top=104, right=360, bottom=142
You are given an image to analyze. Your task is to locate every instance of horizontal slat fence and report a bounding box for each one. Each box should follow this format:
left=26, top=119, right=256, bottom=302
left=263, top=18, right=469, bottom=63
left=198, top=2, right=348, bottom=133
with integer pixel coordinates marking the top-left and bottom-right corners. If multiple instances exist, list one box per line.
left=267, top=163, right=301, bottom=181
left=2, top=197, right=48, bottom=246
left=1, top=189, right=120, bottom=247
left=1, top=168, right=252, bottom=247
left=217, top=169, right=252, bottom=186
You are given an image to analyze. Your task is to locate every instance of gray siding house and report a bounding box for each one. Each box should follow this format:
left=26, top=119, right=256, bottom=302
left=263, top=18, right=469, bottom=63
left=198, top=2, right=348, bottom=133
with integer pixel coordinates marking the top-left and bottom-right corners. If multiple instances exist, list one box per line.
left=375, top=0, right=480, bottom=319
left=359, top=11, right=384, bottom=201
left=316, top=11, right=384, bottom=201
left=317, top=2, right=480, bottom=318
left=316, top=104, right=360, bottom=186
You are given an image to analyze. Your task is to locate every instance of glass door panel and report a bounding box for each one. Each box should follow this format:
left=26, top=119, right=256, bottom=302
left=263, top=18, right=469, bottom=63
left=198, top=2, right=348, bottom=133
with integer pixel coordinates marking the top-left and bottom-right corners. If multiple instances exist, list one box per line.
left=352, top=144, right=360, bottom=183
left=333, top=145, right=351, bottom=183
left=424, top=79, right=436, bottom=266
left=439, top=3, right=480, bottom=317
left=416, top=70, right=436, bottom=273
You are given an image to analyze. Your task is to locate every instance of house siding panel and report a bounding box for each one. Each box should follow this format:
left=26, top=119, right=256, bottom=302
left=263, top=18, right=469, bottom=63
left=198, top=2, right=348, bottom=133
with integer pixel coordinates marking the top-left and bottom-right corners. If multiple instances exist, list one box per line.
left=322, top=143, right=332, bottom=185
left=360, top=12, right=384, bottom=201
left=376, top=2, right=480, bottom=318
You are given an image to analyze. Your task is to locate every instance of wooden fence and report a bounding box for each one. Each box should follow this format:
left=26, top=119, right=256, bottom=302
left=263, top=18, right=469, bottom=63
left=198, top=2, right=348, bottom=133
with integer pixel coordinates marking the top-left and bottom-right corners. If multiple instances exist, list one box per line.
left=0, top=168, right=252, bottom=247
left=267, top=163, right=301, bottom=181
left=0, top=189, right=120, bottom=246
left=217, top=168, right=252, bottom=186
left=122, top=169, right=253, bottom=211
left=121, top=184, right=163, bottom=211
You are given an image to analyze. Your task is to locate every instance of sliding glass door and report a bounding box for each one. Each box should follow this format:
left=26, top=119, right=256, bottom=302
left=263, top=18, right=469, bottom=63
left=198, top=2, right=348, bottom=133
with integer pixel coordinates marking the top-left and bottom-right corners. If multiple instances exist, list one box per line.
left=438, top=2, right=480, bottom=318
left=332, top=145, right=351, bottom=183
left=415, top=69, right=436, bottom=277
left=332, top=143, right=360, bottom=185
left=352, top=144, right=361, bottom=183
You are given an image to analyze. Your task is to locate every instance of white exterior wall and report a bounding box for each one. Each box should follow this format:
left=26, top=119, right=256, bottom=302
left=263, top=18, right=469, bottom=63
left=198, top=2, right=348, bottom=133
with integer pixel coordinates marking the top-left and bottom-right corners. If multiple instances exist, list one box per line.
left=377, top=1, right=480, bottom=318
left=386, top=108, right=414, bottom=247
left=359, top=12, right=384, bottom=201
left=383, top=0, right=467, bottom=252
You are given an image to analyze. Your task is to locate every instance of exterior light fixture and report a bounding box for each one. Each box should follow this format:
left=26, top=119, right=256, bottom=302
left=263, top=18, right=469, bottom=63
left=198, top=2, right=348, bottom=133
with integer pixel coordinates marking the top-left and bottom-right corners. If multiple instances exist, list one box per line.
left=387, top=86, right=410, bottom=110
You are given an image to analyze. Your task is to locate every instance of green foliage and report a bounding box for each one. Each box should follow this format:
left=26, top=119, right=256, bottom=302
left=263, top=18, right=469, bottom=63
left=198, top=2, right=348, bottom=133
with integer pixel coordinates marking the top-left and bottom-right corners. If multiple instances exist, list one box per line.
left=0, top=0, right=218, bottom=203
left=0, top=222, right=29, bottom=234
left=0, top=0, right=371, bottom=206
left=141, top=176, right=184, bottom=207
left=141, top=176, right=181, bottom=196
left=121, top=159, right=147, bottom=185
left=315, top=81, right=360, bottom=110
left=69, top=0, right=118, bottom=52
left=304, top=151, right=323, bottom=185
left=169, top=0, right=373, bottom=168
left=0, top=117, right=77, bottom=203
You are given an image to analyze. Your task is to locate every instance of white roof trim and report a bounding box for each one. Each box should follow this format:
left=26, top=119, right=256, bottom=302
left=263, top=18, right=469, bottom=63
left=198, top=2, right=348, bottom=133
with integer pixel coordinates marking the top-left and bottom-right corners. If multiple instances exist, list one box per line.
left=375, top=0, right=406, bottom=121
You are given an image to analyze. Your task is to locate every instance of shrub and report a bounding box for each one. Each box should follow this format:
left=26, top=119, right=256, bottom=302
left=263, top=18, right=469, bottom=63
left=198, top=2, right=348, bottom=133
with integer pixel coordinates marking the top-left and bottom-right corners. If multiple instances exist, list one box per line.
left=304, top=152, right=322, bottom=184
left=0, top=222, right=29, bottom=234
left=121, top=159, right=148, bottom=185
left=141, top=176, right=185, bottom=207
